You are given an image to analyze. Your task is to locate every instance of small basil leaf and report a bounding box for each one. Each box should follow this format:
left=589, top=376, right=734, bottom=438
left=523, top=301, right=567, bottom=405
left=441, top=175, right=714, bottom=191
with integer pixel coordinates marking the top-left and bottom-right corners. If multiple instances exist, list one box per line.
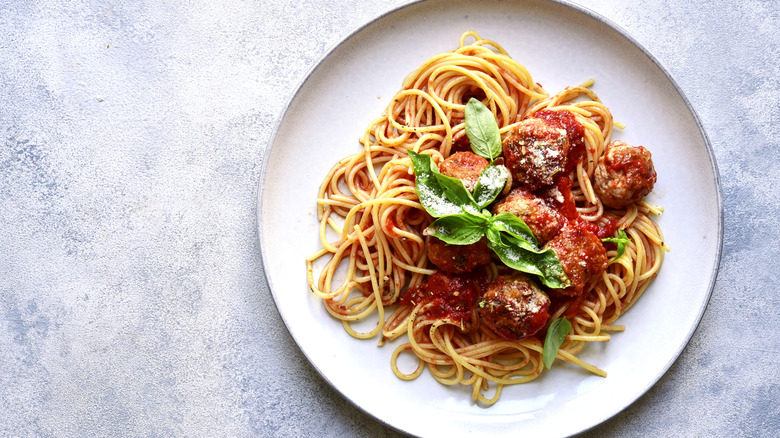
left=487, top=233, right=569, bottom=289
left=433, top=172, right=478, bottom=210
left=408, top=150, right=463, bottom=217
left=484, top=226, right=505, bottom=248
left=473, top=165, right=509, bottom=209
left=465, top=98, right=502, bottom=161
left=458, top=204, right=487, bottom=220
left=602, top=229, right=630, bottom=262
left=426, top=214, right=487, bottom=245
left=543, top=317, right=572, bottom=369
left=488, top=212, right=540, bottom=249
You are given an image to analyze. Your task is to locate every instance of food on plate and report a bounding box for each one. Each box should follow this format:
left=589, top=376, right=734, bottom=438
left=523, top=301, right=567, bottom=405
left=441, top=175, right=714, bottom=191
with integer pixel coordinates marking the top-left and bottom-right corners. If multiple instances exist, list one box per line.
left=503, top=116, right=570, bottom=190
left=594, top=140, right=657, bottom=208
left=543, top=223, right=609, bottom=296
left=306, top=31, right=668, bottom=405
left=492, top=187, right=562, bottom=244
left=427, top=234, right=492, bottom=274
left=438, top=151, right=490, bottom=192
left=479, top=273, right=551, bottom=341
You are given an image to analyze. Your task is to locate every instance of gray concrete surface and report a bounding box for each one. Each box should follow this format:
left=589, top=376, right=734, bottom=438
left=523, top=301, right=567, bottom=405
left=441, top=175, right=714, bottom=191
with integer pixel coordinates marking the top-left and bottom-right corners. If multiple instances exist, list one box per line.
left=1, top=0, right=778, bottom=436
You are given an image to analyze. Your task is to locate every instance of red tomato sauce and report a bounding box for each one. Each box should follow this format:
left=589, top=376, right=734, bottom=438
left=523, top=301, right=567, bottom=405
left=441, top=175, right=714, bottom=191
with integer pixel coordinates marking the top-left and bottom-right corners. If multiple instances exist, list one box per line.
left=383, top=216, right=400, bottom=238
left=549, top=289, right=590, bottom=318
left=398, top=272, right=483, bottom=326
left=540, top=176, right=618, bottom=239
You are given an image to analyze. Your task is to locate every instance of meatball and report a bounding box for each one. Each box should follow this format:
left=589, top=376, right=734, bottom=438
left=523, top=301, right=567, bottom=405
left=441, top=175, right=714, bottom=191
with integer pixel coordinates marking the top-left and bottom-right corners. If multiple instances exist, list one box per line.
left=479, top=273, right=551, bottom=340
left=439, top=151, right=489, bottom=192
left=593, top=141, right=657, bottom=209
left=543, top=224, right=608, bottom=296
left=492, top=187, right=563, bottom=244
left=503, top=117, right=570, bottom=190
left=427, top=236, right=492, bottom=274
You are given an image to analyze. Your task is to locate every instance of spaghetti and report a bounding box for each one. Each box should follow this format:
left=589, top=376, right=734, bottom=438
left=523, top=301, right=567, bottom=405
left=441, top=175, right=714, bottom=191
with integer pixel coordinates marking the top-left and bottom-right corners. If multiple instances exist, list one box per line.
left=306, top=31, right=667, bottom=405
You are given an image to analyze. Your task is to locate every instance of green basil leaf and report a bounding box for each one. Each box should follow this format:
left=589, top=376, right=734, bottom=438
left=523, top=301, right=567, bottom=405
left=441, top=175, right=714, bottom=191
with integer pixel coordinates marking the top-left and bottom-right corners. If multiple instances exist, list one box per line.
left=426, top=214, right=487, bottom=245
left=484, top=226, right=504, bottom=248
left=487, top=233, right=569, bottom=289
left=408, top=150, right=463, bottom=217
left=465, top=98, right=502, bottom=161
left=602, top=229, right=630, bottom=262
left=473, top=164, right=509, bottom=209
left=543, top=317, right=572, bottom=369
left=488, top=212, right=540, bottom=249
left=457, top=204, right=487, bottom=219
left=433, top=172, right=478, bottom=210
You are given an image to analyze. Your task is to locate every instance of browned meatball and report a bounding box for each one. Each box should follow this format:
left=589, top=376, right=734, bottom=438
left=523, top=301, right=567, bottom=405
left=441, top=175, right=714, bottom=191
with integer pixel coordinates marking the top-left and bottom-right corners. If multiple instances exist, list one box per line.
left=492, top=187, right=563, bottom=244
left=427, top=236, right=492, bottom=274
left=479, top=273, right=551, bottom=340
left=503, top=117, right=570, bottom=190
left=543, top=224, right=608, bottom=296
left=593, top=141, right=657, bottom=209
left=439, top=151, right=489, bottom=192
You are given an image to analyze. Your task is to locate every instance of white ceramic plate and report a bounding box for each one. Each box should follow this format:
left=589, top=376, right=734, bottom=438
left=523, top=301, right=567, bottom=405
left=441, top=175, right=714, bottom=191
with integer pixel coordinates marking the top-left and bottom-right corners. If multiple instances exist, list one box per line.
left=257, top=0, right=722, bottom=436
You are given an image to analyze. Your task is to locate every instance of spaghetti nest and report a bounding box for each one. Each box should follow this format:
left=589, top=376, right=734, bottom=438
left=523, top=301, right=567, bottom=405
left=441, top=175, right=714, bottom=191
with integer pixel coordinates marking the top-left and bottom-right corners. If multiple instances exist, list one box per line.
left=306, top=31, right=667, bottom=405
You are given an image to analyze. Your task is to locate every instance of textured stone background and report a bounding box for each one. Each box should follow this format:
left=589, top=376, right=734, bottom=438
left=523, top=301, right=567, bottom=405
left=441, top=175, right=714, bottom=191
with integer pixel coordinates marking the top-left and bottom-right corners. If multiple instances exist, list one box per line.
left=1, top=0, right=778, bottom=437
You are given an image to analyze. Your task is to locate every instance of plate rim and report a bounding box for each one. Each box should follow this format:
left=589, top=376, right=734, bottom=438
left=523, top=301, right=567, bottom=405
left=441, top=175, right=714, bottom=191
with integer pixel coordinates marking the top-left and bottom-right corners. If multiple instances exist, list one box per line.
left=256, top=0, right=724, bottom=435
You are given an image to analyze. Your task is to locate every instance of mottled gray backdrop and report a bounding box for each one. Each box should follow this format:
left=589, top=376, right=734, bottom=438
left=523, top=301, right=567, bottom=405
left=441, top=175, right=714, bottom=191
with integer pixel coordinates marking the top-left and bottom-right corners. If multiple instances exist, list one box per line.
left=1, top=0, right=778, bottom=437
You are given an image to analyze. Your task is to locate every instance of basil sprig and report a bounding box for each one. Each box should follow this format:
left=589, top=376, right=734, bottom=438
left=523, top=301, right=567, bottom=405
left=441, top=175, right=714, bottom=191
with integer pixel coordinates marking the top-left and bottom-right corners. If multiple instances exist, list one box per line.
left=602, top=229, right=630, bottom=262
left=465, top=98, right=502, bottom=162
left=408, top=150, right=569, bottom=289
left=543, top=317, right=572, bottom=369
left=407, top=99, right=569, bottom=288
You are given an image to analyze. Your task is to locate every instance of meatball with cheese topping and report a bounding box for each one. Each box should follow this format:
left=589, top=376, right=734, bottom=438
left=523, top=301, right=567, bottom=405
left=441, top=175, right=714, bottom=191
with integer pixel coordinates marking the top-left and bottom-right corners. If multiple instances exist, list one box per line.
left=492, top=187, right=563, bottom=244
left=593, top=141, right=657, bottom=208
left=503, top=117, right=570, bottom=190
left=479, top=273, right=551, bottom=340
left=427, top=236, right=492, bottom=274
left=543, top=224, right=608, bottom=296
left=439, top=151, right=489, bottom=192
